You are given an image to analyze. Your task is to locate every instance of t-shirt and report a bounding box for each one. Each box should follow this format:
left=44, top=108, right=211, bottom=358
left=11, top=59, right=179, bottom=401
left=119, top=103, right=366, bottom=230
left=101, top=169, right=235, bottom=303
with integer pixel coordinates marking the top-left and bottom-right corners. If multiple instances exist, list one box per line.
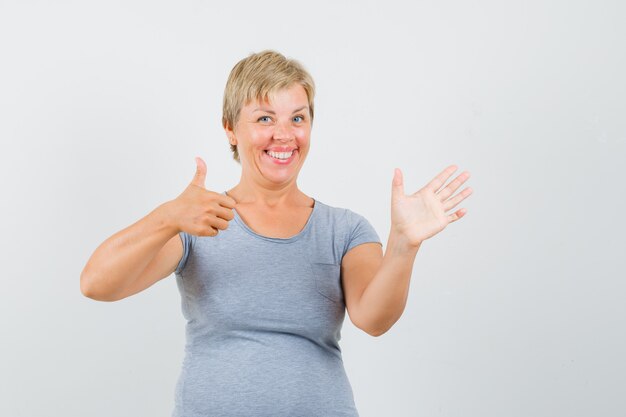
left=171, top=191, right=382, bottom=417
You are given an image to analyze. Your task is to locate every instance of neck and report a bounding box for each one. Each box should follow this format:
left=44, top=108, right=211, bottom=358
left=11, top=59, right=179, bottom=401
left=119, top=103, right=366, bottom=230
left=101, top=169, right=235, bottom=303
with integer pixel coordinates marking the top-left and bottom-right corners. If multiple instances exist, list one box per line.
left=227, top=175, right=305, bottom=209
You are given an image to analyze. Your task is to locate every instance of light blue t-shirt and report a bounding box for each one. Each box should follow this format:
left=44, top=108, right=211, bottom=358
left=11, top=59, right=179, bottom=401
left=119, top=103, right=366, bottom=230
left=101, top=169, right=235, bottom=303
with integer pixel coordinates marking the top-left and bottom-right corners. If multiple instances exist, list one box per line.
left=172, top=192, right=382, bottom=417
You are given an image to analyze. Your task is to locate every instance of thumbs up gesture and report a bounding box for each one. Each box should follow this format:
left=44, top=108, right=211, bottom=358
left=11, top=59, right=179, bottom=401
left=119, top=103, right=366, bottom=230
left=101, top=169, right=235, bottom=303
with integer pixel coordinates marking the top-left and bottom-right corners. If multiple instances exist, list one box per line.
left=390, top=165, right=473, bottom=247
left=169, top=157, right=237, bottom=237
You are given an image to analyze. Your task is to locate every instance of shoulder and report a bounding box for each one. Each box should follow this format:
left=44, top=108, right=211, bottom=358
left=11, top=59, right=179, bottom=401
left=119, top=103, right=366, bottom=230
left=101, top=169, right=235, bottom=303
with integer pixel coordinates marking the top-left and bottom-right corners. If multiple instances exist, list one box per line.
left=313, top=198, right=354, bottom=216
left=313, top=198, right=352, bottom=225
left=313, top=199, right=376, bottom=238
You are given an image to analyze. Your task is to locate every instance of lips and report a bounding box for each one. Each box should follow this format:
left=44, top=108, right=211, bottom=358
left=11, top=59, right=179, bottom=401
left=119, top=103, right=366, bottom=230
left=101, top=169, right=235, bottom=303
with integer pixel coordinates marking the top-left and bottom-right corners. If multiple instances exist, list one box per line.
left=263, top=148, right=297, bottom=164
left=265, top=147, right=298, bottom=152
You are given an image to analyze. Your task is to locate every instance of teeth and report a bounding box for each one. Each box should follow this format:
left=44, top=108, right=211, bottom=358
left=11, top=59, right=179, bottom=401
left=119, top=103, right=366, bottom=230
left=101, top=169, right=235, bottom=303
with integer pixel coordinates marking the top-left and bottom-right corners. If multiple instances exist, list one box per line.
left=266, top=150, right=293, bottom=160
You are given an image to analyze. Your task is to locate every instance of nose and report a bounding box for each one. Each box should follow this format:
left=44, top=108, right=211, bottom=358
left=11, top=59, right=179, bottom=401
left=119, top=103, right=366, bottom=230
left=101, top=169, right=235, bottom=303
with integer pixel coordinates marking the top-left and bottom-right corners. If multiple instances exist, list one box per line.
left=273, top=119, right=295, bottom=141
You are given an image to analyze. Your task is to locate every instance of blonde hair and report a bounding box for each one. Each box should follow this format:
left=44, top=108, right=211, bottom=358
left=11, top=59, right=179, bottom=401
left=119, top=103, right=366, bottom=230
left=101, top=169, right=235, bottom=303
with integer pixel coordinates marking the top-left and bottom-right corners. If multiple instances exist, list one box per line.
left=222, top=50, right=316, bottom=163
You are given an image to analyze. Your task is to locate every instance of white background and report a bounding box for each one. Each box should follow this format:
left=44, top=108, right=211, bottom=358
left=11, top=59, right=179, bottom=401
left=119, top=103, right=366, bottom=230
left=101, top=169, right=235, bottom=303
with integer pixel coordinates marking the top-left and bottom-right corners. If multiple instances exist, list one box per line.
left=1, top=1, right=625, bottom=416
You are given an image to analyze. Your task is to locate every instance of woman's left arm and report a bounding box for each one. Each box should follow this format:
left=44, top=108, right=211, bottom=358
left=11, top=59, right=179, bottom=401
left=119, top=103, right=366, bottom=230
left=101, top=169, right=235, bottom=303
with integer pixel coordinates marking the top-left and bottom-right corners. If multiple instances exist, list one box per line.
left=342, top=165, right=473, bottom=337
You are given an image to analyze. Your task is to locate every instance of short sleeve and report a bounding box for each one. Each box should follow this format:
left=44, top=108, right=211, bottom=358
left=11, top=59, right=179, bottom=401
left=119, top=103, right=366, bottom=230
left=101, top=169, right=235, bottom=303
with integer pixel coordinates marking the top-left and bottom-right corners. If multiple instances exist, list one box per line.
left=175, top=231, right=195, bottom=275
left=344, top=209, right=382, bottom=256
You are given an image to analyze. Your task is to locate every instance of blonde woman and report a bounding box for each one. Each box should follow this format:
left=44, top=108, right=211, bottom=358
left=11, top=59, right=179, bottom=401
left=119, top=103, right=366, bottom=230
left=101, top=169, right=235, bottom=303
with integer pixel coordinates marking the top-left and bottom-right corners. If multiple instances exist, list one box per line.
left=80, top=50, right=472, bottom=416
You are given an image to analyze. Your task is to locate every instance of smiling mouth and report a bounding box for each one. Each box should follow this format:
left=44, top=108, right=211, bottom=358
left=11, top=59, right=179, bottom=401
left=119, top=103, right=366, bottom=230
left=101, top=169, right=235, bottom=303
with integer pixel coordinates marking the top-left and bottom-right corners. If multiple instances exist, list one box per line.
left=264, top=149, right=297, bottom=160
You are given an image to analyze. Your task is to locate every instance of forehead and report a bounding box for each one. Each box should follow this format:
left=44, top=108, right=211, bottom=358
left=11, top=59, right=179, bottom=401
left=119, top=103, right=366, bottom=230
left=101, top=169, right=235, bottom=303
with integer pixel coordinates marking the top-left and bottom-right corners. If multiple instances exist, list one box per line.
left=243, top=84, right=309, bottom=109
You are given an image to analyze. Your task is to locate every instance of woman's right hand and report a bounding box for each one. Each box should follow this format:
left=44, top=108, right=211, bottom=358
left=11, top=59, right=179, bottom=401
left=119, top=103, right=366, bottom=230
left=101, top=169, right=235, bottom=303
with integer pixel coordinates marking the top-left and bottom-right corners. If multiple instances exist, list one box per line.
left=167, top=157, right=237, bottom=237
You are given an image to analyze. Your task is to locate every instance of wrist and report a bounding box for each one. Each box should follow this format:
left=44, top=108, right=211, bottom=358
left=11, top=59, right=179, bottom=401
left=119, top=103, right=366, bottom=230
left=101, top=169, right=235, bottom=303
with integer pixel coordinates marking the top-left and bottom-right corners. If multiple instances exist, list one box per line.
left=387, top=228, right=421, bottom=256
left=152, top=200, right=181, bottom=235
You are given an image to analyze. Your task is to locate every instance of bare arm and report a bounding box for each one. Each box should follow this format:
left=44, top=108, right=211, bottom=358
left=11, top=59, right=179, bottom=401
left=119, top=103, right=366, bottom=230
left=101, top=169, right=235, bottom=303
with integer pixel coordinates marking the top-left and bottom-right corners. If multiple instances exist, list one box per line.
left=342, top=232, right=418, bottom=337
left=80, top=202, right=181, bottom=302
left=343, top=165, right=472, bottom=335
left=79, top=157, right=236, bottom=302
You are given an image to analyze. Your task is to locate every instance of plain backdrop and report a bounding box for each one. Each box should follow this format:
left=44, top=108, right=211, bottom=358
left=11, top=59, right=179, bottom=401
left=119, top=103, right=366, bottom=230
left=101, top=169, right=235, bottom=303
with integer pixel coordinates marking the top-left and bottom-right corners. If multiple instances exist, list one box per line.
left=1, top=1, right=625, bottom=416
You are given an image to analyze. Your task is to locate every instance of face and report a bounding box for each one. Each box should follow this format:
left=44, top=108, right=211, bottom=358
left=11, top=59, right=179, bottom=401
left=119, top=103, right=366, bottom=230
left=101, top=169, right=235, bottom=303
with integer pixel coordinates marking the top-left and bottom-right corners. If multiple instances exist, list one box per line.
left=227, top=83, right=311, bottom=187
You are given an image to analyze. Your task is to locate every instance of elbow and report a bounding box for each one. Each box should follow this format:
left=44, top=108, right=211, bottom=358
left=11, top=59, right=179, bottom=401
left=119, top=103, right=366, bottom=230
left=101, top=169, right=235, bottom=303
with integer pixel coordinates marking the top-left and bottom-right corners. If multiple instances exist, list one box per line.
left=80, top=275, right=103, bottom=301
left=356, top=320, right=388, bottom=337
left=359, top=315, right=395, bottom=337
left=352, top=312, right=388, bottom=337
left=80, top=272, right=95, bottom=299
left=366, top=327, right=388, bottom=337
left=80, top=272, right=119, bottom=302
left=363, top=313, right=403, bottom=337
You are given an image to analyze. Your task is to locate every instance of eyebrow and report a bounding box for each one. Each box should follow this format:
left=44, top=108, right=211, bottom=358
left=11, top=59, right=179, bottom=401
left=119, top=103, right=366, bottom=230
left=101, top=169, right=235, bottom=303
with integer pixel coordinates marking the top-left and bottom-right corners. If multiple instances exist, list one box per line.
left=252, top=106, right=308, bottom=114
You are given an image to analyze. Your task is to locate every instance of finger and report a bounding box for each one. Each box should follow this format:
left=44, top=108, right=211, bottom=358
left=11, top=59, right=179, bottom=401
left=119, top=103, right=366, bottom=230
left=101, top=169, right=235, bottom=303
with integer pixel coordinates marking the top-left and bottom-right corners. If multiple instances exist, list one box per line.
left=191, top=157, right=207, bottom=188
left=448, top=208, right=467, bottom=224
left=443, top=186, right=473, bottom=212
left=218, top=195, right=237, bottom=209
left=425, top=165, right=458, bottom=194
left=438, top=171, right=471, bottom=201
left=391, top=168, right=404, bottom=203
left=215, top=205, right=235, bottom=222
left=200, top=226, right=219, bottom=237
left=210, top=216, right=230, bottom=231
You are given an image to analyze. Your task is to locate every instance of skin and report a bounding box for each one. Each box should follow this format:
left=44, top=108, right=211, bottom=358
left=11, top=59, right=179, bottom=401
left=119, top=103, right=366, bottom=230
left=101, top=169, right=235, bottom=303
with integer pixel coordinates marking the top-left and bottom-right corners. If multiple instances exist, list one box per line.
left=79, top=81, right=474, bottom=334
left=347, top=165, right=473, bottom=336
left=222, top=83, right=474, bottom=337
left=224, top=83, right=312, bottom=210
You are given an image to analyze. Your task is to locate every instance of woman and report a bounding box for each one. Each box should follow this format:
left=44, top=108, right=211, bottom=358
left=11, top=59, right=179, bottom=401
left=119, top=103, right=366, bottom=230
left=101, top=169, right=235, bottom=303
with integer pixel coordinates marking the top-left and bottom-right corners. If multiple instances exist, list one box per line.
left=80, top=50, right=472, bottom=416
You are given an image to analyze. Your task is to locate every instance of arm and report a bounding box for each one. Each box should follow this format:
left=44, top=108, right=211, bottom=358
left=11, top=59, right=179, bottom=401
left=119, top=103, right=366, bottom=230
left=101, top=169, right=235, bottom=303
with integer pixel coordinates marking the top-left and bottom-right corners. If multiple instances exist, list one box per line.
left=80, top=202, right=181, bottom=302
left=342, top=232, right=419, bottom=337
left=343, top=165, right=472, bottom=336
left=80, top=157, right=237, bottom=302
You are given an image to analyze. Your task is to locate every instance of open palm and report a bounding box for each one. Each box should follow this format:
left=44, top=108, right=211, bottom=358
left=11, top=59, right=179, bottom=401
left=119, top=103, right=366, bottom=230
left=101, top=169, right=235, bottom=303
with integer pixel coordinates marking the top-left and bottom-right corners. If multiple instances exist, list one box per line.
left=391, top=165, right=473, bottom=247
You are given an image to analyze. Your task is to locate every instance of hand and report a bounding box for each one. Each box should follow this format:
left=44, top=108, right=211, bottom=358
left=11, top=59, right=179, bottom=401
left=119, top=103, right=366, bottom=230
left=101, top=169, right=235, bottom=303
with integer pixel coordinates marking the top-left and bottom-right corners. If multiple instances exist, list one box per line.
left=390, top=165, right=473, bottom=247
left=167, top=157, right=237, bottom=237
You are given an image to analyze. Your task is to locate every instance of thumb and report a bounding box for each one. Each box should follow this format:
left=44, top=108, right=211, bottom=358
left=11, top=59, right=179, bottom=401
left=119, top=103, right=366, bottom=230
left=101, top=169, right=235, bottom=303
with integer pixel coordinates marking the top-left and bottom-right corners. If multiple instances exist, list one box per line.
left=191, top=156, right=207, bottom=188
left=391, top=167, right=404, bottom=202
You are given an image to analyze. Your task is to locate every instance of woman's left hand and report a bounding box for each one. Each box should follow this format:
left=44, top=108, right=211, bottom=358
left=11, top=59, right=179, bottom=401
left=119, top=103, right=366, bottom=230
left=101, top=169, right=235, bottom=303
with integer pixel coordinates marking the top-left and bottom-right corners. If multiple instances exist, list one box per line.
left=391, top=165, right=473, bottom=247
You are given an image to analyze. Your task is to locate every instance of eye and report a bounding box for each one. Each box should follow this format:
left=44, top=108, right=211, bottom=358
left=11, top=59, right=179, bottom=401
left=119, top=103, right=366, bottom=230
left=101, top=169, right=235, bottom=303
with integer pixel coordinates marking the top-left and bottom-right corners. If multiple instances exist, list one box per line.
left=258, top=116, right=272, bottom=123
left=293, top=115, right=304, bottom=123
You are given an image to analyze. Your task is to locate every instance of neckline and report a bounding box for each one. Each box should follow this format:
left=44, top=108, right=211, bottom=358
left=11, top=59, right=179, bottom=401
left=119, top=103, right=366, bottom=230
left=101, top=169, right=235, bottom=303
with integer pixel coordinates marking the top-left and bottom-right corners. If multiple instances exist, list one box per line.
left=222, top=191, right=317, bottom=244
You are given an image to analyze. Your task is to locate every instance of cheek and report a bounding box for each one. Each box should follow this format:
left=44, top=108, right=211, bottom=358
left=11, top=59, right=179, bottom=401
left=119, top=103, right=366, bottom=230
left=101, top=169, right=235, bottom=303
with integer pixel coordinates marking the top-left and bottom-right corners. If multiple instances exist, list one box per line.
left=248, top=128, right=274, bottom=146
left=295, top=128, right=311, bottom=144
left=238, top=135, right=265, bottom=152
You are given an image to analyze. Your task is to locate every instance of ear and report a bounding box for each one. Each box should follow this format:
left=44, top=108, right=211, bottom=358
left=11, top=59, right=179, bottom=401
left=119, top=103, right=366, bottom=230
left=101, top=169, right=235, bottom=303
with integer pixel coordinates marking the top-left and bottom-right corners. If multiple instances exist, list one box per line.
left=224, top=122, right=237, bottom=145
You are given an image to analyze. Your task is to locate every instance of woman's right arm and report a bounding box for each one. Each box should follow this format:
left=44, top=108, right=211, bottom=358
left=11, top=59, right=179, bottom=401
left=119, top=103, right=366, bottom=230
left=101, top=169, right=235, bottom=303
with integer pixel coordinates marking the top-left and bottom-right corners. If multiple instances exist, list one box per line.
left=80, top=201, right=182, bottom=302
left=80, top=157, right=236, bottom=302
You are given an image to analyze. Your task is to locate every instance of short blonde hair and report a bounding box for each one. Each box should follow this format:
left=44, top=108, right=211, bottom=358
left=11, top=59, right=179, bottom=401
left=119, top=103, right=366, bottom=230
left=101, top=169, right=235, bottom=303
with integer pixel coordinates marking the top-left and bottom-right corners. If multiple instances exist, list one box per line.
left=222, top=50, right=316, bottom=163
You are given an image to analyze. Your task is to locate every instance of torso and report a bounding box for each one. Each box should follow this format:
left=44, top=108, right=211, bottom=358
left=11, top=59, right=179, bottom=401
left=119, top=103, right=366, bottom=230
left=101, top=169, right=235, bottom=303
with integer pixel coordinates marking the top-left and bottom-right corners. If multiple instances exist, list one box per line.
left=228, top=194, right=315, bottom=239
